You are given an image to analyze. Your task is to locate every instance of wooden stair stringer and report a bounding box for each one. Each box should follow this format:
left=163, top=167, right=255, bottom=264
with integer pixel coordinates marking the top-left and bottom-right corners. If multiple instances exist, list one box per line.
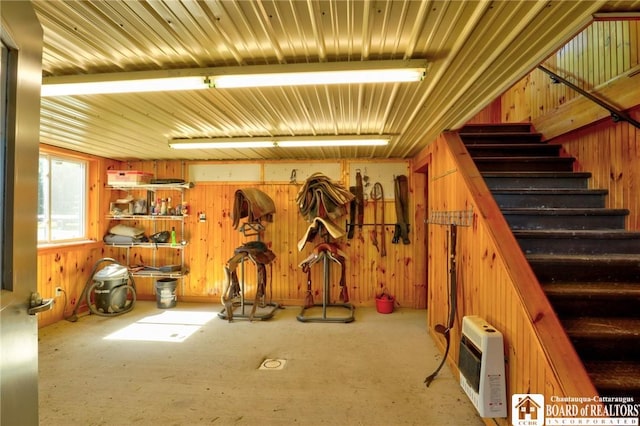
left=457, top=123, right=640, bottom=401
left=441, top=130, right=599, bottom=398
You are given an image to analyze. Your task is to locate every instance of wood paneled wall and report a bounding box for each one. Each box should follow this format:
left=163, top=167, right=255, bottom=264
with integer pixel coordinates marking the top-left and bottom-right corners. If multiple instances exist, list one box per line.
left=37, top=146, right=121, bottom=326
left=498, top=18, right=640, bottom=232
left=502, top=20, right=640, bottom=124
left=415, top=133, right=597, bottom=426
left=173, top=180, right=423, bottom=306
left=37, top=156, right=427, bottom=327
left=553, top=107, right=640, bottom=231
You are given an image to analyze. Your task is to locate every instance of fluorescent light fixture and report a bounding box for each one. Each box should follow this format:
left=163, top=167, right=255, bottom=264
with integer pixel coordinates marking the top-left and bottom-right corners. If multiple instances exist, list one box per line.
left=209, top=68, right=424, bottom=88
left=41, top=76, right=208, bottom=97
left=41, top=60, right=427, bottom=96
left=277, top=139, right=389, bottom=147
left=169, top=136, right=391, bottom=150
left=169, top=139, right=275, bottom=149
left=208, top=60, right=426, bottom=88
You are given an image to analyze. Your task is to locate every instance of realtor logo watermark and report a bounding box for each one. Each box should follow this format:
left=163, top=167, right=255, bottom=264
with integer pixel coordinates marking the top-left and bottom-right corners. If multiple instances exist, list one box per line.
left=512, top=394, right=639, bottom=426
left=512, top=394, right=545, bottom=426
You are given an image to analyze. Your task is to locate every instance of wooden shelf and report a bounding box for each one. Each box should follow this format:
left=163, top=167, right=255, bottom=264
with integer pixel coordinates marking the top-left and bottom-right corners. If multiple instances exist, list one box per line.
left=107, top=214, right=186, bottom=220
left=104, top=242, right=188, bottom=249
left=108, top=182, right=193, bottom=191
left=130, top=269, right=189, bottom=279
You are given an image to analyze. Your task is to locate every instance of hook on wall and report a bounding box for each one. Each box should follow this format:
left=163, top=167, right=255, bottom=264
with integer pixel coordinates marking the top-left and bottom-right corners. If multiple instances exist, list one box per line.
left=427, top=209, right=473, bottom=227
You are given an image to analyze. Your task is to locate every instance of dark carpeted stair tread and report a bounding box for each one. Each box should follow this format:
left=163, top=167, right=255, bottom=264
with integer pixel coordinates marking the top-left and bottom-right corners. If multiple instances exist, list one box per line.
left=492, top=189, right=608, bottom=195
left=460, top=133, right=544, bottom=144
left=528, top=254, right=640, bottom=282
left=482, top=171, right=592, bottom=178
left=474, top=156, right=571, bottom=161
left=516, top=229, right=640, bottom=255
left=528, top=253, right=640, bottom=263
left=465, top=143, right=553, bottom=148
left=583, top=361, right=640, bottom=393
left=475, top=157, right=575, bottom=172
left=465, top=144, right=560, bottom=155
left=561, top=317, right=640, bottom=339
left=502, top=207, right=630, bottom=216
left=515, top=229, right=640, bottom=238
left=544, top=281, right=640, bottom=298
left=483, top=172, right=592, bottom=189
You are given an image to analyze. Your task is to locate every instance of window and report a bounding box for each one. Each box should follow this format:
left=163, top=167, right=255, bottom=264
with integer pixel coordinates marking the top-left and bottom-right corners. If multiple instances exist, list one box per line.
left=38, top=153, right=88, bottom=243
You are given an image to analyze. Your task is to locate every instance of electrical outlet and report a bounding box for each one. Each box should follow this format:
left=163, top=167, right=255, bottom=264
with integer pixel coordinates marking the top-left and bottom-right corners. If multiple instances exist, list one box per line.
left=55, top=287, right=63, bottom=297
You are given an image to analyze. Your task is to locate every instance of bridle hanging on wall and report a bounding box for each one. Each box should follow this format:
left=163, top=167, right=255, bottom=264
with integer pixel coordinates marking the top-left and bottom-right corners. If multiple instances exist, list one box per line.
left=424, top=209, right=472, bottom=387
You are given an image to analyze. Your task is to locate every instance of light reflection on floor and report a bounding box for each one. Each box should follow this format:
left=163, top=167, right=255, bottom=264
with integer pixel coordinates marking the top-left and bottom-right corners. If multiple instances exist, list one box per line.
left=103, top=310, right=217, bottom=343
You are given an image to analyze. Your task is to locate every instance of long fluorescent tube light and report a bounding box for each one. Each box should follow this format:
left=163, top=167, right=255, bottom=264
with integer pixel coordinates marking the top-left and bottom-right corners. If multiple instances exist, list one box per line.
left=41, top=76, right=208, bottom=97
left=169, top=136, right=390, bottom=150
left=169, top=140, right=275, bottom=149
left=41, top=60, right=427, bottom=96
left=209, top=68, right=424, bottom=88
left=277, top=139, right=389, bottom=147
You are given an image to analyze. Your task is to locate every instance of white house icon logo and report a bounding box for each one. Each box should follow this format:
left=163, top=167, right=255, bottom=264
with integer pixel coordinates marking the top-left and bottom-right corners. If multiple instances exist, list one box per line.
left=512, top=394, right=545, bottom=426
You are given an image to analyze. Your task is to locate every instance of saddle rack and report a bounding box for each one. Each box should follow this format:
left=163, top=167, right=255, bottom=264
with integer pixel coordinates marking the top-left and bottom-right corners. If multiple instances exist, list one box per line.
left=297, top=249, right=355, bottom=324
left=218, top=219, right=279, bottom=321
left=238, top=221, right=265, bottom=238
left=217, top=251, right=279, bottom=321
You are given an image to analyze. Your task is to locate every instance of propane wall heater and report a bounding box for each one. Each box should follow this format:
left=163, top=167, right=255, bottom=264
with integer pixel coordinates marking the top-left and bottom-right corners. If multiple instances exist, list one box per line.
left=458, top=315, right=507, bottom=418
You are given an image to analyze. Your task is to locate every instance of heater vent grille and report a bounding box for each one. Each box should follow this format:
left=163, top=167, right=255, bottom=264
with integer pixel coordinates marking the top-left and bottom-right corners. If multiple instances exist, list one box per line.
left=459, top=334, right=482, bottom=393
left=458, top=315, right=507, bottom=418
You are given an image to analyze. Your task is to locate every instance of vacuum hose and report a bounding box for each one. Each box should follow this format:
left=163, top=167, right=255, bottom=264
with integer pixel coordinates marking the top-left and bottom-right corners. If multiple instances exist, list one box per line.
left=424, top=224, right=458, bottom=387
left=65, top=257, right=136, bottom=322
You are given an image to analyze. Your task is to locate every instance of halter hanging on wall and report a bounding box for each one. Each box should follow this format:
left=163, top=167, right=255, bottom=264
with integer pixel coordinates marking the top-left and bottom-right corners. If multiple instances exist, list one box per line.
left=427, top=209, right=473, bottom=227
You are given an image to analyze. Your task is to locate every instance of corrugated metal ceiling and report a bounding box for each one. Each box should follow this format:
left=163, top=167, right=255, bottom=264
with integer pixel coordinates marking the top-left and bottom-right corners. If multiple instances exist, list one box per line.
left=32, top=0, right=640, bottom=161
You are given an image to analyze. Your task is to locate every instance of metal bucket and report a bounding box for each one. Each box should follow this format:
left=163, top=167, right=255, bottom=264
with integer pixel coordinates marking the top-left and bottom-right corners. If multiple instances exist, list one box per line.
left=155, top=278, right=177, bottom=309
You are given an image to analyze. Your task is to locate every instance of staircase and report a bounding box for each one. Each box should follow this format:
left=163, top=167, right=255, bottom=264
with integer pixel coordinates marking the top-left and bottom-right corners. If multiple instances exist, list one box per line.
left=459, top=123, right=640, bottom=400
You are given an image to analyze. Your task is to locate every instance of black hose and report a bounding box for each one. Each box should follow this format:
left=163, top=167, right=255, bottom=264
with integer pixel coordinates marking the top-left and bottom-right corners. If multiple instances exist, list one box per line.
left=65, top=257, right=136, bottom=322
left=86, top=281, right=136, bottom=317
left=425, top=225, right=457, bottom=387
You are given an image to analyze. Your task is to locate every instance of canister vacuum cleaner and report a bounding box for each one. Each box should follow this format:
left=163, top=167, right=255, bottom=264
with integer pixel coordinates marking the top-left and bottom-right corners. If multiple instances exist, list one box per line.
left=66, top=257, right=136, bottom=322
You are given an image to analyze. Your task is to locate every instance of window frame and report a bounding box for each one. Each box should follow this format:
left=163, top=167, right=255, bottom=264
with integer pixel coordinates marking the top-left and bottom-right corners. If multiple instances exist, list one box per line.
left=37, top=146, right=95, bottom=247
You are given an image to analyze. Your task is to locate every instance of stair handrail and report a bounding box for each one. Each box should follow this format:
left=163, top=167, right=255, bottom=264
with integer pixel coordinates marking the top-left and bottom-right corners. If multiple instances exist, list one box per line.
left=538, top=65, right=640, bottom=129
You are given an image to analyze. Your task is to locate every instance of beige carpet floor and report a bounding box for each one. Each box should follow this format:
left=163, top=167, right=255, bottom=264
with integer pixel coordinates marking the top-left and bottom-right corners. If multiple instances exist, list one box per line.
left=39, top=301, right=484, bottom=426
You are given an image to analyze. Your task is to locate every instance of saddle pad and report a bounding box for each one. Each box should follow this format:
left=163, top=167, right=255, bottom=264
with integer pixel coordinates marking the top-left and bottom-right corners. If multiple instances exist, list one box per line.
left=297, top=216, right=345, bottom=251
left=232, top=188, right=276, bottom=229
left=295, top=173, right=354, bottom=221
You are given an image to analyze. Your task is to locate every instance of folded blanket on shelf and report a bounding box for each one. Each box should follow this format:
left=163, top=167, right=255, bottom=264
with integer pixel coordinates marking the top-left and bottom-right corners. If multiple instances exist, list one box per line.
left=103, top=233, right=147, bottom=244
left=108, top=223, right=145, bottom=237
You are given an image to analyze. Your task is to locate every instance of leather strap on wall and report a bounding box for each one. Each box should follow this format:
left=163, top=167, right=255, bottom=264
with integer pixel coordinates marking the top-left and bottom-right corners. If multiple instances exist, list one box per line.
left=355, top=170, right=364, bottom=231
left=392, top=175, right=410, bottom=244
left=371, top=182, right=386, bottom=257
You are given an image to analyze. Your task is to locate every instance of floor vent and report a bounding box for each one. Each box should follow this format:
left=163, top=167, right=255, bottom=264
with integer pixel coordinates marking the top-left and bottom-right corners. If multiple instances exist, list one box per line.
left=259, top=358, right=287, bottom=370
